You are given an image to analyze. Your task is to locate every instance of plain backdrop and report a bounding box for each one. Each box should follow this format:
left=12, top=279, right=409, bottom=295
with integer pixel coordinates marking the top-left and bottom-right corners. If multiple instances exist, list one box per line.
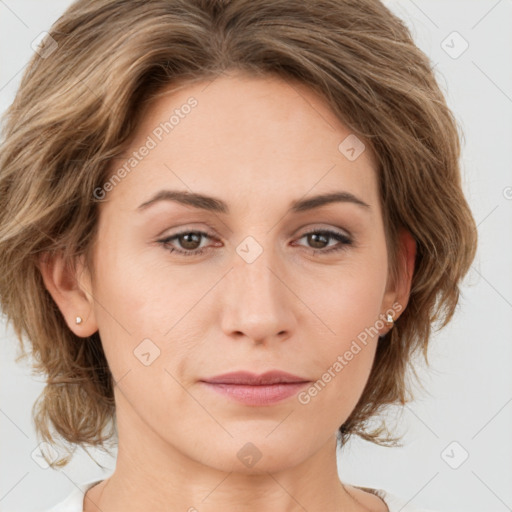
left=0, top=1, right=511, bottom=511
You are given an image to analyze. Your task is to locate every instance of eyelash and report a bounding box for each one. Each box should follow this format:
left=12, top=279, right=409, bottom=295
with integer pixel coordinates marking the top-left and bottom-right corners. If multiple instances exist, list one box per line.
left=157, top=228, right=353, bottom=257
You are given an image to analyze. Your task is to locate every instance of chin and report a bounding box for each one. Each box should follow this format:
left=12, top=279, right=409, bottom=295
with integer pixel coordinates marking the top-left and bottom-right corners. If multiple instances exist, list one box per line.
left=184, top=432, right=312, bottom=475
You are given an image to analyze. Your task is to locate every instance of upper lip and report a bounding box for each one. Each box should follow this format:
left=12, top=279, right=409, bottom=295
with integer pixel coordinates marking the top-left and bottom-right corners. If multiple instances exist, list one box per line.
left=201, top=370, right=310, bottom=385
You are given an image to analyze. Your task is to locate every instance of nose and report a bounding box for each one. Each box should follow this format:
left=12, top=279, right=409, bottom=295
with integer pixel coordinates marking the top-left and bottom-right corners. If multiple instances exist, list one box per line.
left=219, top=244, right=297, bottom=345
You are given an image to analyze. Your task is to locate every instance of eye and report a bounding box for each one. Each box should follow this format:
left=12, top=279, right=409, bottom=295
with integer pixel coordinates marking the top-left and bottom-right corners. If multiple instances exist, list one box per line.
left=293, top=229, right=353, bottom=254
left=157, top=228, right=352, bottom=258
left=158, top=230, right=217, bottom=257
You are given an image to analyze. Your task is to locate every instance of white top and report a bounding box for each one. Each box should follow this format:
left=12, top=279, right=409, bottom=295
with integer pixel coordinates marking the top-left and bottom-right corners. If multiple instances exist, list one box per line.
left=42, top=479, right=440, bottom=512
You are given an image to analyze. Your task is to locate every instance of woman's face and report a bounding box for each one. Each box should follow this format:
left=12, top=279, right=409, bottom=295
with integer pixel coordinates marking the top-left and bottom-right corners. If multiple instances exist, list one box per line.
left=78, top=71, right=410, bottom=473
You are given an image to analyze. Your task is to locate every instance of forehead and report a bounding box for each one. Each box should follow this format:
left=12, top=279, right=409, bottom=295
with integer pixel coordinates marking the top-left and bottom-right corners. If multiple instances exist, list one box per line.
left=104, top=71, right=380, bottom=214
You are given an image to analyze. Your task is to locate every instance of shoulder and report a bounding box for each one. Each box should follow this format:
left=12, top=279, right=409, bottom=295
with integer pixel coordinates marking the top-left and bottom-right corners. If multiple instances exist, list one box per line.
left=352, top=484, right=441, bottom=512
left=40, top=479, right=103, bottom=512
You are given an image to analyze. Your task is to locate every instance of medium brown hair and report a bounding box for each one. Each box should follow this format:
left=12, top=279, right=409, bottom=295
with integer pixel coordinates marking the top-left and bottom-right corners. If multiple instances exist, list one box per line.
left=0, top=0, right=477, bottom=467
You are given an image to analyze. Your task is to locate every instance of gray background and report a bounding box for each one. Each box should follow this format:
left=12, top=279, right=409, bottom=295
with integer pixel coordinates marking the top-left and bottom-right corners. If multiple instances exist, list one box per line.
left=1, top=1, right=511, bottom=511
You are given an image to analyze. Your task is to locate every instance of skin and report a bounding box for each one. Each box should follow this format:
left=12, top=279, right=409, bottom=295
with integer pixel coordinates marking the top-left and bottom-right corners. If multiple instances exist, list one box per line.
left=40, top=70, right=415, bottom=512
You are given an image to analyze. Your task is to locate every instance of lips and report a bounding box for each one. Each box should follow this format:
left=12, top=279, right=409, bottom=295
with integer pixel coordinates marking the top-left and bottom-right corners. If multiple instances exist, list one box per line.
left=200, top=370, right=311, bottom=406
left=201, top=370, right=310, bottom=385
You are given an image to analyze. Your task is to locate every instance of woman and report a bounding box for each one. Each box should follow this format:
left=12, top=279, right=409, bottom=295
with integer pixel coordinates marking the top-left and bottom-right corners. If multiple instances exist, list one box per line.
left=0, top=1, right=477, bottom=511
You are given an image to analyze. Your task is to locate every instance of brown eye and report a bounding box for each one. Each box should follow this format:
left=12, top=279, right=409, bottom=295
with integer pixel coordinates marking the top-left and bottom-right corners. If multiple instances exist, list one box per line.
left=158, top=230, right=215, bottom=257
left=176, top=232, right=202, bottom=250
left=295, top=229, right=353, bottom=254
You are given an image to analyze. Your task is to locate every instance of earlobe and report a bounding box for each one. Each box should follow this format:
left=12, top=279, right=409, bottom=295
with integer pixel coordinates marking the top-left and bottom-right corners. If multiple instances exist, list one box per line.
left=37, top=251, right=98, bottom=337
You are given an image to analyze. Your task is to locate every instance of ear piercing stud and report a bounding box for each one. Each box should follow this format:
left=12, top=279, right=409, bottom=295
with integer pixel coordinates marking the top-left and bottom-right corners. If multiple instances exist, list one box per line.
left=75, top=316, right=83, bottom=325
left=379, top=313, right=396, bottom=340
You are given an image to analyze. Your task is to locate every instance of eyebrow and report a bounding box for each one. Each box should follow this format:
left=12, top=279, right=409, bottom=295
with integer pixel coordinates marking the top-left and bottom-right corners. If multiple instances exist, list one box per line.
left=137, top=189, right=371, bottom=214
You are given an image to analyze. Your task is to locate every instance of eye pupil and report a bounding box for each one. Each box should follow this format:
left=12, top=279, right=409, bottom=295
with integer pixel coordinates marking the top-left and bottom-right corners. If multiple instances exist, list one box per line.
left=180, top=232, right=201, bottom=250
left=308, top=233, right=328, bottom=249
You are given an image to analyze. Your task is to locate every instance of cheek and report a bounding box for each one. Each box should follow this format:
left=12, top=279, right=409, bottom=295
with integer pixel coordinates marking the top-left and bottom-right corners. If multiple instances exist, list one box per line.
left=297, top=320, right=378, bottom=428
left=92, top=229, right=174, bottom=330
left=296, top=256, right=387, bottom=413
left=304, top=256, right=388, bottom=343
left=90, top=237, right=211, bottom=384
left=88, top=238, right=160, bottom=374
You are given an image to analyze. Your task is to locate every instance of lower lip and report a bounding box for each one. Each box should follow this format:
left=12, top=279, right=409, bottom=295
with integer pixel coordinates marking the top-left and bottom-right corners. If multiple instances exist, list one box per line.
left=201, top=382, right=310, bottom=406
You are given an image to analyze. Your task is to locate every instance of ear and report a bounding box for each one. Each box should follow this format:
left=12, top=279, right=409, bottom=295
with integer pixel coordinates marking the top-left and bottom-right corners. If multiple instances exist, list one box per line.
left=380, top=228, right=416, bottom=334
left=37, top=251, right=98, bottom=338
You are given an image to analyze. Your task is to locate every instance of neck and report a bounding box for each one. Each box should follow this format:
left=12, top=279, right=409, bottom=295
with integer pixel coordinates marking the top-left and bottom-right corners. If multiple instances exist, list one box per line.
left=83, top=398, right=380, bottom=512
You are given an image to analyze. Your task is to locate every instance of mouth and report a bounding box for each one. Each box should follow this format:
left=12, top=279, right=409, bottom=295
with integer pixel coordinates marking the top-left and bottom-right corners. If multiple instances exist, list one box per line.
left=200, top=370, right=311, bottom=406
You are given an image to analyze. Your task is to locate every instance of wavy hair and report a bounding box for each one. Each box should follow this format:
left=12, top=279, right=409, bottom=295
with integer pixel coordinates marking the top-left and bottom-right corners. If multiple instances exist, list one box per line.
left=0, top=0, right=477, bottom=467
